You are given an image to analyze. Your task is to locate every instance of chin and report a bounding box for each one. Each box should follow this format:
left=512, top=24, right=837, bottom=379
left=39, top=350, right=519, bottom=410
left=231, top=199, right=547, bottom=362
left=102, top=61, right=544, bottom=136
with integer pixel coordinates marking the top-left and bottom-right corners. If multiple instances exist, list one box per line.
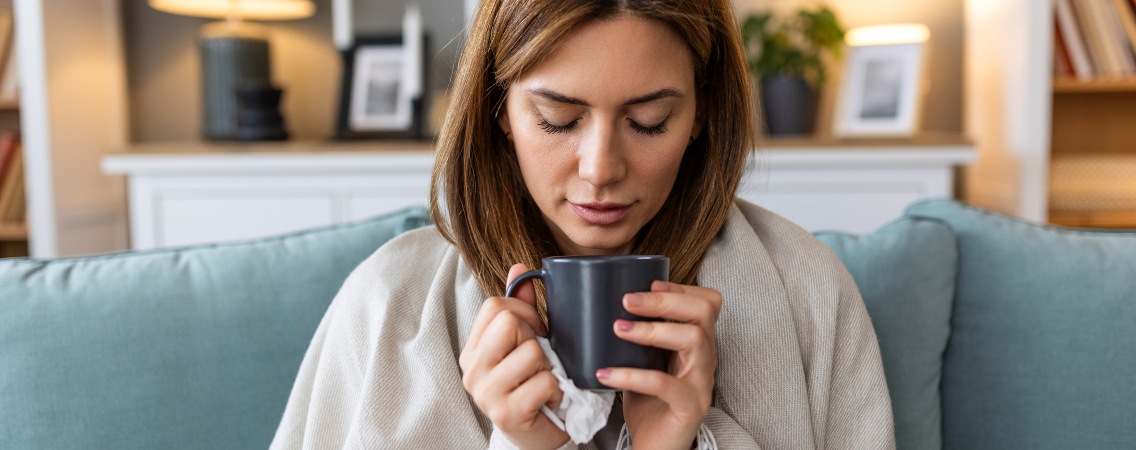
left=563, top=225, right=638, bottom=253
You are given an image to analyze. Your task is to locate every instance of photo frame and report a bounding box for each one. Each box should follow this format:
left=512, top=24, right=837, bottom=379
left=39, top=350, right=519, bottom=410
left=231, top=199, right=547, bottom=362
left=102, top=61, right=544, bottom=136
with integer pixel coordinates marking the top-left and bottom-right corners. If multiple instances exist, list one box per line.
left=336, top=34, right=428, bottom=139
left=832, top=42, right=927, bottom=137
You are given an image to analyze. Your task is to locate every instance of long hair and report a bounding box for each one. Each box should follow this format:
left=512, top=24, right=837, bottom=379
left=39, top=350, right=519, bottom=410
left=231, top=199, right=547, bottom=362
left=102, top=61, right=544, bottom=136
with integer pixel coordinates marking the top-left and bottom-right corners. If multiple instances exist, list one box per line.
left=430, top=0, right=754, bottom=308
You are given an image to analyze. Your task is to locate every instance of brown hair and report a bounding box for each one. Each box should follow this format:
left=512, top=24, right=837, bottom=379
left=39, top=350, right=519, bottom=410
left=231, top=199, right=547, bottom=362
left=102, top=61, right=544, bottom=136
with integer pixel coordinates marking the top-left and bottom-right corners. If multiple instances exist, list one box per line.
left=430, top=0, right=754, bottom=306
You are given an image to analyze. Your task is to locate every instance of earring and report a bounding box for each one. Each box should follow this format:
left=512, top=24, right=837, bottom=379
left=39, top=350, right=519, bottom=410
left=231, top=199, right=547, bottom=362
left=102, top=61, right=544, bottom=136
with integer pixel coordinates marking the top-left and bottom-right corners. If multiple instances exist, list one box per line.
left=506, top=131, right=513, bottom=142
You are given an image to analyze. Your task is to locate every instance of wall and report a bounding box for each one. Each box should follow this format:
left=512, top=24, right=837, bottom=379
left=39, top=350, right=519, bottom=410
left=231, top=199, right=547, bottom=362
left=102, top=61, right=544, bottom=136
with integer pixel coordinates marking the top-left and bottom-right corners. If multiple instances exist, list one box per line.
left=123, top=0, right=466, bottom=142
left=732, top=0, right=965, bottom=134
left=15, top=0, right=130, bottom=256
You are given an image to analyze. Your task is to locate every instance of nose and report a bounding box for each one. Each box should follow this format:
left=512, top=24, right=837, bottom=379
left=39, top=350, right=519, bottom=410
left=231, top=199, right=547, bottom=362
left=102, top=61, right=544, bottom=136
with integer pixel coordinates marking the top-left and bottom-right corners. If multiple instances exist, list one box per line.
left=577, top=120, right=626, bottom=187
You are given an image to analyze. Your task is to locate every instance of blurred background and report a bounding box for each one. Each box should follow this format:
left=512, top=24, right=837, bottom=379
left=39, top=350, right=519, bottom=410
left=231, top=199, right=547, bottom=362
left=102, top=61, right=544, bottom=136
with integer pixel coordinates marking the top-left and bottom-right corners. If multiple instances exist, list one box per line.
left=0, top=0, right=1125, bottom=258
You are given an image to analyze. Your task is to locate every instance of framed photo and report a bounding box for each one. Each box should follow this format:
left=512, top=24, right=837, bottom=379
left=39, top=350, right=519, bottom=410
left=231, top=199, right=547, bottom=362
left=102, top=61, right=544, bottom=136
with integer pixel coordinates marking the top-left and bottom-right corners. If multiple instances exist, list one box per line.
left=833, top=42, right=927, bottom=137
left=336, top=35, right=428, bottom=139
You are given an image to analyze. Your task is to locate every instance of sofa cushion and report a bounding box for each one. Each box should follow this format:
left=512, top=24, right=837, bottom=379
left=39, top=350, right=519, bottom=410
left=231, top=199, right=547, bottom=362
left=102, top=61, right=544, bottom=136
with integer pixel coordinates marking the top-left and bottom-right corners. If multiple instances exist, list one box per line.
left=905, top=199, right=1136, bottom=449
left=815, top=218, right=957, bottom=450
left=0, top=207, right=432, bottom=449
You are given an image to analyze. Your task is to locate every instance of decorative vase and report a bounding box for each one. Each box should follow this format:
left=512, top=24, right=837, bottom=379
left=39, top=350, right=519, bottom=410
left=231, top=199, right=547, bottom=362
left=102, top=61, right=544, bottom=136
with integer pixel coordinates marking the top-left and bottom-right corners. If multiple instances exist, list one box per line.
left=761, top=75, right=817, bottom=136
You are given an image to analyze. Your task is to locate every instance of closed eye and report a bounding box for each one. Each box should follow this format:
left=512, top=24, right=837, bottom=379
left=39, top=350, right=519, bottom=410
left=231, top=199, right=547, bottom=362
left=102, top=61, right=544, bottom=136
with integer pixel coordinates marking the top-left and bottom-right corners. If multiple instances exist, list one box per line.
left=539, top=118, right=579, bottom=134
left=628, top=118, right=668, bottom=136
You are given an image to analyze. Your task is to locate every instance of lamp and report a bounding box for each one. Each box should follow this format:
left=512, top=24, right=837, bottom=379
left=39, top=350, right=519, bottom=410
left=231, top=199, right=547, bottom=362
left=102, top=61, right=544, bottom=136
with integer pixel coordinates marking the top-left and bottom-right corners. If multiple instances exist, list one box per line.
left=844, top=24, right=930, bottom=47
left=150, top=0, right=315, bottom=140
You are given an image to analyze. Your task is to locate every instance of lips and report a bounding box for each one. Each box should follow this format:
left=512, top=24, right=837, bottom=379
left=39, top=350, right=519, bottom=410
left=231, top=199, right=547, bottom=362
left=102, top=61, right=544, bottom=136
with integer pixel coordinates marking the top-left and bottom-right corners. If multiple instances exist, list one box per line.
left=570, top=202, right=632, bottom=225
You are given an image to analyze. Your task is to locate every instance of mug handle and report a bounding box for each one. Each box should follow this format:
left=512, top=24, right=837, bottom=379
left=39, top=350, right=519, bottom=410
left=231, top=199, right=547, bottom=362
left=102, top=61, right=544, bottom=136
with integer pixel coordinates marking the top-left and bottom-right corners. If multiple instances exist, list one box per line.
left=505, top=269, right=543, bottom=298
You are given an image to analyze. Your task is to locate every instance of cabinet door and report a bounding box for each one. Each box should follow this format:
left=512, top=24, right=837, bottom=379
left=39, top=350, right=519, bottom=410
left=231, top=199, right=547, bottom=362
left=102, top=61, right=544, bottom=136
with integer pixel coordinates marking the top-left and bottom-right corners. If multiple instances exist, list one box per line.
left=738, top=167, right=950, bottom=234
left=344, top=179, right=431, bottom=221
left=156, top=191, right=336, bottom=247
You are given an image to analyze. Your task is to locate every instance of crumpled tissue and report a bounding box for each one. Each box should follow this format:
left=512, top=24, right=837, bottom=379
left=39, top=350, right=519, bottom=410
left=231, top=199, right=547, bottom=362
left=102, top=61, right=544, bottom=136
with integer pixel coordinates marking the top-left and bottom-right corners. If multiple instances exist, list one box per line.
left=537, top=336, right=616, bottom=444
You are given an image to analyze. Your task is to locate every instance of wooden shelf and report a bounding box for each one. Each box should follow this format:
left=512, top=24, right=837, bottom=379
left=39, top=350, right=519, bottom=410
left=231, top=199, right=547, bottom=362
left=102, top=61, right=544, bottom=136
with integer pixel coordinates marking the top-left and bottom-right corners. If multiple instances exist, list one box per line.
left=762, top=132, right=972, bottom=148
left=0, top=221, right=27, bottom=240
left=0, top=99, right=18, bottom=111
left=1049, top=211, right=1136, bottom=229
left=1053, top=78, right=1136, bottom=93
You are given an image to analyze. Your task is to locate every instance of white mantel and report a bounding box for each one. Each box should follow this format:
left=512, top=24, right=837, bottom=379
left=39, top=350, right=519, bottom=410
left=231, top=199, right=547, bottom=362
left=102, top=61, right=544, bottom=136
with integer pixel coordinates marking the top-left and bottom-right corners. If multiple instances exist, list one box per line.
left=103, top=137, right=975, bottom=250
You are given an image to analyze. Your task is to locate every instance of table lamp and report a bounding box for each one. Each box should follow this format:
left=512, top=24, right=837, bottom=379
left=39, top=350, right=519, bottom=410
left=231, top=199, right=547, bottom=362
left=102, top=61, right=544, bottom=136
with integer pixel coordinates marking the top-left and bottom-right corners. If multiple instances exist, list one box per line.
left=149, top=0, right=315, bottom=140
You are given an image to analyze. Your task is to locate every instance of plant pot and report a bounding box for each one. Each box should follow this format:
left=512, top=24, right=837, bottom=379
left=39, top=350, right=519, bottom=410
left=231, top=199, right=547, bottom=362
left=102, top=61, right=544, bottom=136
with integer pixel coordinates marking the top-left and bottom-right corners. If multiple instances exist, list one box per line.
left=761, top=75, right=817, bottom=136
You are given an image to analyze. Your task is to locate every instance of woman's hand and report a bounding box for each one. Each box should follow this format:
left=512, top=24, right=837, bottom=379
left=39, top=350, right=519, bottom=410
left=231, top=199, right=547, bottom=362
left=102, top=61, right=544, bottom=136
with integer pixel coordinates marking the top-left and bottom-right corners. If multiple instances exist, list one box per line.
left=597, top=281, right=722, bottom=450
left=459, top=264, right=570, bottom=450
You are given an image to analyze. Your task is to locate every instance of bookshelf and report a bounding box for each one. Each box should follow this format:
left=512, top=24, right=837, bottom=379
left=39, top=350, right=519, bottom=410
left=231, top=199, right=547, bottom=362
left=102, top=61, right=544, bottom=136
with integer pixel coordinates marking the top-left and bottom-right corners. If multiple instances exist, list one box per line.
left=0, top=3, right=20, bottom=256
left=1048, top=0, right=1136, bottom=228
left=1052, top=77, right=1136, bottom=92
left=0, top=100, right=20, bottom=256
left=0, top=218, right=25, bottom=258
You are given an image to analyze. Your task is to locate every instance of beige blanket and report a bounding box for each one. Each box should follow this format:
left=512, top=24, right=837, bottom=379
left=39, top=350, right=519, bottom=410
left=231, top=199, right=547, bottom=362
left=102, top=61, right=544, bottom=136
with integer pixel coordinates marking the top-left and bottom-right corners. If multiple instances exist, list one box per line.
left=270, top=200, right=895, bottom=449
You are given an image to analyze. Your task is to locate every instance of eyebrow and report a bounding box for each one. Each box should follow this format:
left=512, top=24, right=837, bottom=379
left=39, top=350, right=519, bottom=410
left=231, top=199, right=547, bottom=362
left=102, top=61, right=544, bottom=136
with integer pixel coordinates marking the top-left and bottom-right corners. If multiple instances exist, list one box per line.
left=527, top=87, right=683, bottom=106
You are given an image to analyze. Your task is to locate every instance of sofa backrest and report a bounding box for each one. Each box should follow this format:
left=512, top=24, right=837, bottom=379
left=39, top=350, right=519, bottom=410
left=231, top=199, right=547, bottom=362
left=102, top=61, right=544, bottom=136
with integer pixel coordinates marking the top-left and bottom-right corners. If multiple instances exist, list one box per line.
left=906, top=200, right=1136, bottom=450
left=14, top=199, right=1126, bottom=450
left=0, top=207, right=432, bottom=449
left=816, top=218, right=958, bottom=450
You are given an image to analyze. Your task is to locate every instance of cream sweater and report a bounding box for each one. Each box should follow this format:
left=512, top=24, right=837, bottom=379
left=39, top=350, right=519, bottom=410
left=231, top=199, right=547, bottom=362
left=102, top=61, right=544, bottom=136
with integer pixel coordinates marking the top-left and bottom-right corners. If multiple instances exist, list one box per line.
left=270, top=199, right=895, bottom=449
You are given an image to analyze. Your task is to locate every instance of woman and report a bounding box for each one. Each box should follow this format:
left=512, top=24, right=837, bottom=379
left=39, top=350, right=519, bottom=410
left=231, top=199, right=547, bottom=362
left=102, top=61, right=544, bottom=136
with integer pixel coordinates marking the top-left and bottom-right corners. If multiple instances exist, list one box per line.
left=271, top=0, right=893, bottom=448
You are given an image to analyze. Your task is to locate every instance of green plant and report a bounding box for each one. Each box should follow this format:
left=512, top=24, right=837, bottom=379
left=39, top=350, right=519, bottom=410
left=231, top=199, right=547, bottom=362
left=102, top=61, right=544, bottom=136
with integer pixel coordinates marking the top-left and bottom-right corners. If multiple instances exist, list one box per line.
left=740, top=7, right=845, bottom=88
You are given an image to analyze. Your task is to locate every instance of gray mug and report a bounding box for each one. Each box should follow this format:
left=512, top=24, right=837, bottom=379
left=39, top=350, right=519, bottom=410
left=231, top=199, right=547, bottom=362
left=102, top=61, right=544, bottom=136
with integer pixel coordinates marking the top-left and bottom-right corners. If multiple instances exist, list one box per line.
left=505, top=255, right=671, bottom=390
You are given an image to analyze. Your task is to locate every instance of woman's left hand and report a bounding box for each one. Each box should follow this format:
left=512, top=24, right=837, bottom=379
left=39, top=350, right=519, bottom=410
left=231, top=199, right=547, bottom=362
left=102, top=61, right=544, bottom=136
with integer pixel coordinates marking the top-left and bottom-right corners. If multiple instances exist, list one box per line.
left=596, top=280, right=722, bottom=450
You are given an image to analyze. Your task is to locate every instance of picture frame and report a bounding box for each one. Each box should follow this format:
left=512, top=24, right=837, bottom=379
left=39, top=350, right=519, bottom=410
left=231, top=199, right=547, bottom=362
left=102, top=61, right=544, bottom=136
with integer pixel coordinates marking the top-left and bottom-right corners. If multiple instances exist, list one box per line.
left=336, top=34, right=428, bottom=139
left=832, top=42, right=927, bottom=137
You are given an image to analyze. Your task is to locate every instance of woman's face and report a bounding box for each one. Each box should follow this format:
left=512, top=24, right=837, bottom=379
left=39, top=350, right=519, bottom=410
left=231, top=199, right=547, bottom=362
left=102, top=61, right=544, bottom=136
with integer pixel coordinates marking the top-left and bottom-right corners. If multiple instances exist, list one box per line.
left=499, top=16, right=702, bottom=256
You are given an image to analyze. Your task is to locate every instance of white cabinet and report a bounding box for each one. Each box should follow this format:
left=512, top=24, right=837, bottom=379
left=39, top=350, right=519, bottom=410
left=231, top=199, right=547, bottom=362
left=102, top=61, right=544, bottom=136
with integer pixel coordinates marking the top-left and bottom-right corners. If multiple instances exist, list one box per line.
left=739, top=141, right=973, bottom=233
left=103, top=138, right=974, bottom=250
left=102, top=141, right=435, bottom=250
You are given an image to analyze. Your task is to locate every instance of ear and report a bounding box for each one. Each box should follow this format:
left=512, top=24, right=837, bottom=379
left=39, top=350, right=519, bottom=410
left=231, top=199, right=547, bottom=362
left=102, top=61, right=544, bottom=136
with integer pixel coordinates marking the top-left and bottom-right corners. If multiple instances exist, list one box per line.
left=497, top=105, right=512, bottom=136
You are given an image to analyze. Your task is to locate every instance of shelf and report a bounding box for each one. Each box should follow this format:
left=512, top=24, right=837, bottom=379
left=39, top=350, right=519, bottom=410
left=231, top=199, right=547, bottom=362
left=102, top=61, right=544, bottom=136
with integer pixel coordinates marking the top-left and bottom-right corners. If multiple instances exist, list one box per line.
left=1052, top=78, right=1136, bottom=93
left=762, top=132, right=973, bottom=148
left=0, top=221, right=27, bottom=240
left=0, top=99, right=18, bottom=111
left=1049, top=210, right=1136, bottom=229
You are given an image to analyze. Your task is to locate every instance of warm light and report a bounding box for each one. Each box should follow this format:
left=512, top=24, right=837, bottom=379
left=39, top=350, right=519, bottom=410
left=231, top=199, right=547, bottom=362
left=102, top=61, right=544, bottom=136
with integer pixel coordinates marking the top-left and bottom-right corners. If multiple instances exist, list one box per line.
left=844, top=24, right=931, bottom=46
left=149, top=0, right=315, bottom=21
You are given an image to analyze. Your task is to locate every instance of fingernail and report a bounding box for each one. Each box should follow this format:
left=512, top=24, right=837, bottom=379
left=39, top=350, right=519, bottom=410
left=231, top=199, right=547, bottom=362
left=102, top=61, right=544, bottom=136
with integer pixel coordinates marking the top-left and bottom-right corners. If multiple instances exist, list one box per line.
left=615, top=319, right=634, bottom=331
left=595, top=368, right=612, bottom=380
left=625, top=293, right=643, bottom=307
left=653, top=280, right=671, bottom=292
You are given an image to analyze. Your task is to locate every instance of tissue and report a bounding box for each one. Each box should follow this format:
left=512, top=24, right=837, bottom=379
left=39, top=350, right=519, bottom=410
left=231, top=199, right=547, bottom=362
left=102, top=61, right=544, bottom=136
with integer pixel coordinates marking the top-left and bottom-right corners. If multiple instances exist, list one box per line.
left=537, top=337, right=616, bottom=444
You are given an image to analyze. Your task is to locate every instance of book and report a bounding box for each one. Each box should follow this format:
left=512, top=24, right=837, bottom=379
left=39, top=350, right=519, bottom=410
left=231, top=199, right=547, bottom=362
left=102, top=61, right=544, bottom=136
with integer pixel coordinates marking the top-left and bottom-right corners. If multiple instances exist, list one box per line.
left=0, top=143, right=23, bottom=222
left=1055, top=17, right=1076, bottom=76
left=1072, top=0, right=1116, bottom=75
left=1114, top=0, right=1136, bottom=62
left=0, top=132, right=15, bottom=188
left=1100, top=0, right=1136, bottom=74
left=1057, top=0, right=1096, bottom=77
left=0, top=46, right=16, bottom=102
left=0, top=10, right=12, bottom=83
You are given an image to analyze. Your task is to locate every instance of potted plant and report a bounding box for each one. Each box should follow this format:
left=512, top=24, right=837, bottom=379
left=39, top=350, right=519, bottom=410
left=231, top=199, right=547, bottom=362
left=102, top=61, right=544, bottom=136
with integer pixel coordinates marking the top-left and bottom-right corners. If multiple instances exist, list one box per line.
left=741, top=7, right=844, bottom=136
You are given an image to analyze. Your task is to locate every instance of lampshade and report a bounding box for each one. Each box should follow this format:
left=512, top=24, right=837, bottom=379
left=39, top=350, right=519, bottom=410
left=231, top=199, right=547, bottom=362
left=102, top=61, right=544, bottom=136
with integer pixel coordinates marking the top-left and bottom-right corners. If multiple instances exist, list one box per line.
left=149, top=0, right=315, bottom=21
left=844, top=24, right=931, bottom=46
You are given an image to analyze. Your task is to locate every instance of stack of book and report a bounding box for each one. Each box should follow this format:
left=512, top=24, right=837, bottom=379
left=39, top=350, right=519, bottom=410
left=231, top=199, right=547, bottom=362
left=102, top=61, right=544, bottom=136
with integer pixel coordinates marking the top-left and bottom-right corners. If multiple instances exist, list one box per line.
left=0, top=10, right=15, bottom=103
left=0, top=132, right=23, bottom=225
left=1054, top=0, right=1136, bottom=79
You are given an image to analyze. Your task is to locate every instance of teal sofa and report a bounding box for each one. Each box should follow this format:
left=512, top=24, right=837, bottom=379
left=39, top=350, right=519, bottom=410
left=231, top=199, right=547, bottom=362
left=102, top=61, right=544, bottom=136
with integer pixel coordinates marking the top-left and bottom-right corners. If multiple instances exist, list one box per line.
left=2, top=200, right=1133, bottom=449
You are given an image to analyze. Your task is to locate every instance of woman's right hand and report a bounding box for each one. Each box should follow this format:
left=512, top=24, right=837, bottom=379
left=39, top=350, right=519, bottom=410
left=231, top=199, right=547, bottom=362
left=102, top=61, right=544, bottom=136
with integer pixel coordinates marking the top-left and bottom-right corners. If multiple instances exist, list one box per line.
left=460, top=264, right=570, bottom=450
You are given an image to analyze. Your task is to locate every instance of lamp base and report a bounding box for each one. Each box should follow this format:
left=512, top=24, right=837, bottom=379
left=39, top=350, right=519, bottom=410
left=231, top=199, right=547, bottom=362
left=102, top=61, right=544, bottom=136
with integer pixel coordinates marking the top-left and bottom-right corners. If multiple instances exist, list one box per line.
left=236, top=83, right=288, bottom=141
left=200, top=21, right=271, bottom=140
